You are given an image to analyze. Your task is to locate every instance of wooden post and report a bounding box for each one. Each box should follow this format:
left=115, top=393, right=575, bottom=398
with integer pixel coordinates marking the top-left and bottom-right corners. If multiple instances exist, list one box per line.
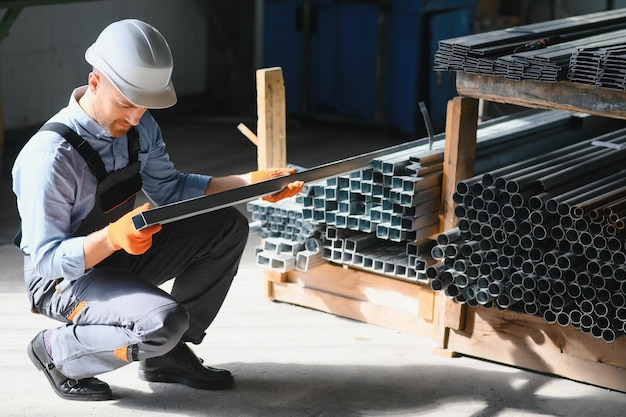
left=439, top=96, right=479, bottom=233
left=436, top=96, right=478, bottom=349
left=256, top=67, right=287, bottom=169
left=256, top=67, right=288, bottom=297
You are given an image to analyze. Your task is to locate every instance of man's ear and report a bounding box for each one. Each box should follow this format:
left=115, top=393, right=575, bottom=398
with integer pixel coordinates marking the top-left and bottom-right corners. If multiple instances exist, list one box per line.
left=87, top=70, right=101, bottom=92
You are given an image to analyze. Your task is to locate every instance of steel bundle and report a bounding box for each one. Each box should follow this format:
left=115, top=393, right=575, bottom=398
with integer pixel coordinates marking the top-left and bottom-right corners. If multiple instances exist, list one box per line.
left=434, top=9, right=626, bottom=83
left=249, top=144, right=445, bottom=275
left=428, top=129, right=626, bottom=342
left=249, top=112, right=626, bottom=280
left=568, top=38, right=626, bottom=90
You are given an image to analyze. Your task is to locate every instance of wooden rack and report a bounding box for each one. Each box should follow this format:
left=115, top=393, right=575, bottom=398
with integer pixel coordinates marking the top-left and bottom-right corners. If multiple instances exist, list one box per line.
left=254, top=67, right=626, bottom=392
left=254, top=67, right=442, bottom=340
left=438, top=71, right=626, bottom=392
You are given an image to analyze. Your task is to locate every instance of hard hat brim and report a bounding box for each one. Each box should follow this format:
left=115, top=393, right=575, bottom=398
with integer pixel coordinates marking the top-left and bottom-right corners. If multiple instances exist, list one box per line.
left=116, top=79, right=178, bottom=110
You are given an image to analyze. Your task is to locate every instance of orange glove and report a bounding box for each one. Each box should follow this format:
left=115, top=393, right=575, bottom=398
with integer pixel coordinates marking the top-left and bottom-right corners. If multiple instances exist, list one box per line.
left=250, top=167, right=298, bottom=182
left=251, top=167, right=304, bottom=203
left=107, top=203, right=162, bottom=255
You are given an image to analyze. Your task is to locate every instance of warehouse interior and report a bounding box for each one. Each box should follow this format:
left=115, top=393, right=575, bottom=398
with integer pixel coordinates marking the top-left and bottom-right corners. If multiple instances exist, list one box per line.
left=5, top=1, right=626, bottom=416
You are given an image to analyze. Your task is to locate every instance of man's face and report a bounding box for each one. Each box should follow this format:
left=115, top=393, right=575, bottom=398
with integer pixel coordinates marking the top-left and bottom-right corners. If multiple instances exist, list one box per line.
left=90, top=72, right=147, bottom=137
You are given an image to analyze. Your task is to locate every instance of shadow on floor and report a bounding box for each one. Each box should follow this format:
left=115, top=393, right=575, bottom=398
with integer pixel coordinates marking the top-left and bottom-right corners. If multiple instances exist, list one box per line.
left=108, top=362, right=625, bottom=417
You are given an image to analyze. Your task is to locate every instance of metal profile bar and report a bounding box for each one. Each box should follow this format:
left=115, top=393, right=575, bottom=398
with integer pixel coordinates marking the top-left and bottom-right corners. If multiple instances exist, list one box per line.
left=295, top=250, right=325, bottom=272
left=132, top=137, right=428, bottom=229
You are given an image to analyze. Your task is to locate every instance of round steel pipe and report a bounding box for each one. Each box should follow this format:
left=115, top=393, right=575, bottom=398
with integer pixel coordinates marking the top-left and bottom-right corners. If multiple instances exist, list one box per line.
left=543, top=309, right=557, bottom=324
left=524, top=301, right=540, bottom=315
left=556, top=311, right=570, bottom=327
left=535, top=149, right=626, bottom=193
left=454, top=274, right=473, bottom=289
left=437, top=227, right=463, bottom=245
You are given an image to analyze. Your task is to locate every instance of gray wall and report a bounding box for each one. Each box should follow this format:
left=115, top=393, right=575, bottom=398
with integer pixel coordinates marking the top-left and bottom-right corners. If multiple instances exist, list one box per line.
left=0, top=0, right=249, bottom=130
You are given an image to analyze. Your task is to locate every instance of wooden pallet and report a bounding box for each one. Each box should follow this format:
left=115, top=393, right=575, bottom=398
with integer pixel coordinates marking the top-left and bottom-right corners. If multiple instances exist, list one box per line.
left=264, top=263, right=441, bottom=339
left=445, top=305, right=626, bottom=392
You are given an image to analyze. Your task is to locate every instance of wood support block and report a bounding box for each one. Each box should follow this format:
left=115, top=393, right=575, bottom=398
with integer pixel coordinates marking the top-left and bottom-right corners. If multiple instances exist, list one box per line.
left=263, top=269, right=287, bottom=300
left=264, top=269, right=287, bottom=284
left=443, top=297, right=466, bottom=331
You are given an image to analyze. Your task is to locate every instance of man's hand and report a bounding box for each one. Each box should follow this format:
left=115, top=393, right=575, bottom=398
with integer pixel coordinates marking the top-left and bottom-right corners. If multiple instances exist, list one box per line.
left=107, top=203, right=162, bottom=255
left=251, top=167, right=304, bottom=203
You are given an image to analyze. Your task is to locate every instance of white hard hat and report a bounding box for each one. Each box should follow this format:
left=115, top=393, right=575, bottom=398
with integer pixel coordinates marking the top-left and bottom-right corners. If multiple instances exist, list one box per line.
left=85, top=19, right=177, bottom=109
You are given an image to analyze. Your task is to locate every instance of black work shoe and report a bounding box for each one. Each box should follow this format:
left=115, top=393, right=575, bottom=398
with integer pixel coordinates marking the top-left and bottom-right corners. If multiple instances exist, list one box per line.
left=27, top=331, right=113, bottom=401
left=138, top=342, right=234, bottom=390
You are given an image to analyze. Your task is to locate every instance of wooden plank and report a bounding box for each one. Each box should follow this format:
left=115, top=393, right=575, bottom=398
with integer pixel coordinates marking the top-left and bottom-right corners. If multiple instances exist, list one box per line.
left=256, top=67, right=287, bottom=297
left=457, top=72, right=626, bottom=121
left=446, top=306, right=626, bottom=392
left=256, top=67, right=286, bottom=170
left=437, top=96, right=477, bottom=348
left=439, top=96, right=478, bottom=233
left=270, top=281, right=438, bottom=337
left=285, top=263, right=425, bottom=316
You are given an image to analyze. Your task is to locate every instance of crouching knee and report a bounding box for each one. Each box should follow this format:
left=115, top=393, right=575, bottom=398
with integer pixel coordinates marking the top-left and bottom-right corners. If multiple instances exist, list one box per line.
left=139, top=302, right=189, bottom=358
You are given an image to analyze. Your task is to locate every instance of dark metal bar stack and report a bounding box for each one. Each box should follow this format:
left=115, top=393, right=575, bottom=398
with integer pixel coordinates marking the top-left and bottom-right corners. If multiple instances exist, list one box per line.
left=434, top=9, right=626, bottom=83
left=248, top=111, right=569, bottom=274
left=568, top=33, right=626, bottom=90
left=427, top=129, right=626, bottom=343
left=249, top=112, right=626, bottom=282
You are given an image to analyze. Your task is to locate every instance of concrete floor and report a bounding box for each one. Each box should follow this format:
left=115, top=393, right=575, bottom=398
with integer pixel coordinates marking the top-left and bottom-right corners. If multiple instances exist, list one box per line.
left=2, top=113, right=626, bottom=417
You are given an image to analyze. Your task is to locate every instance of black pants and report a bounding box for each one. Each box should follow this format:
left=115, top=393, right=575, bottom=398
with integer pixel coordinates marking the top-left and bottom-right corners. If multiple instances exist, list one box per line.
left=25, top=207, right=249, bottom=379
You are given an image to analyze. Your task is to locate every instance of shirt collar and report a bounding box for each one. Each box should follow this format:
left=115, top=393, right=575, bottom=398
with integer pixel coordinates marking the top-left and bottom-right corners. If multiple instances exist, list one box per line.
left=68, top=86, right=113, bottom=140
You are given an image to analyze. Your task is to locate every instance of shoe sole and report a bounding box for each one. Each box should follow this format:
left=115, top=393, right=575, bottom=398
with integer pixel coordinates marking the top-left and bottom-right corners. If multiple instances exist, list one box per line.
left=138, top=369, right=235, bottom=390
left=27, top=340, right=113, bottom=401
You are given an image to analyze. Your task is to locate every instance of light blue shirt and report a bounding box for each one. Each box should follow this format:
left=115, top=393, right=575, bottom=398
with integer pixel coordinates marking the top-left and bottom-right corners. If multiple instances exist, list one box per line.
left=12, top=86, right=211, bottom=281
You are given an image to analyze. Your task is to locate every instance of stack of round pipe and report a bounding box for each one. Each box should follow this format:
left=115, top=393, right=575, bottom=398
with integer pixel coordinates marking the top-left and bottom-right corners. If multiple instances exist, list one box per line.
left=428, top=129, right=626, bottom=343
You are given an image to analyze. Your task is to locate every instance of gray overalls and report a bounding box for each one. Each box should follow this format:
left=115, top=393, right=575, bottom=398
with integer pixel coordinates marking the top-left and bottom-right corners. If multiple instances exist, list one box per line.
left=20, top=123, right=249, bottom=379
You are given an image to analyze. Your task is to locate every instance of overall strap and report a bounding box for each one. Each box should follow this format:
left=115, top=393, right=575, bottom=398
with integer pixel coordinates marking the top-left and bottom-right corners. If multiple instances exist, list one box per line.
left=127, top=127, right=140, bottom=164
left=40, top=122, right=108, bottom=182
left=39, top=123, right=140, bottom=180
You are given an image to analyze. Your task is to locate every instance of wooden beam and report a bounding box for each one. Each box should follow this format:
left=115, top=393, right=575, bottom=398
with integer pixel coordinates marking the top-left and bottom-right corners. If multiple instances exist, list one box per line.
left=436, top=96, right=477, bottom=349
left=439, top=96, right=478, bottom=233
left=269, top=263, right=440, bottom=338
left=457, top=72, right=626, bottom=121
left=256, top=67, right=286, bottom=170
left=256, top=67, right=287, bottom=297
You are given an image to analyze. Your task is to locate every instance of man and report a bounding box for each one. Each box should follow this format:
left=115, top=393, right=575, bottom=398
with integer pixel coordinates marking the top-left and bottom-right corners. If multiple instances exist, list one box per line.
left=11, top=19, right=303, bottom=401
